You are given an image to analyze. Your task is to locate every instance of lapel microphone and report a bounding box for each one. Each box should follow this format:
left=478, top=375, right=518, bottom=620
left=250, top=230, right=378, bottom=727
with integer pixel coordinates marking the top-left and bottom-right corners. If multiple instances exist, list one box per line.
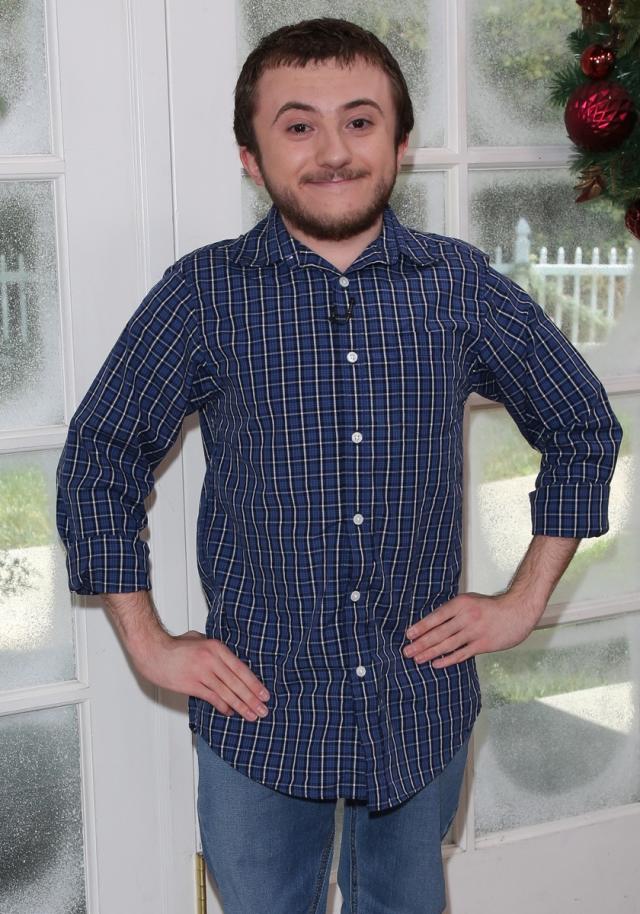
left=329, top=299, right=354, bottom=323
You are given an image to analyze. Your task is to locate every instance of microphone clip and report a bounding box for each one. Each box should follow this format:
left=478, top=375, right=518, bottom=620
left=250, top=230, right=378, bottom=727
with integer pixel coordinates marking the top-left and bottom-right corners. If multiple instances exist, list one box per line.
left=329, top=299, right=354, bottom=323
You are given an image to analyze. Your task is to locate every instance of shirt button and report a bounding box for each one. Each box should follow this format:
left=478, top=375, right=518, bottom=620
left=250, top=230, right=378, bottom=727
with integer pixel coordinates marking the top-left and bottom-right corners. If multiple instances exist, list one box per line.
left=356, top=666, right=366, bottom=677
left=353, top=513, right=364, bottom=525
left=351, top=431, right=362, bottom=443
left=339, top=276, right=350, bottom=288
left=347, top=351, right=358, bottom=363
left=350, top=590, right=361, bottom=601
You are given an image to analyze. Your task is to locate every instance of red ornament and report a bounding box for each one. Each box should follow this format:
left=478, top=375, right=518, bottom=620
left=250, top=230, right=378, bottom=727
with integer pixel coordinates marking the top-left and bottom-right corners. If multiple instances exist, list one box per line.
left=580, top=44, right=615, bottom=78
left=564, top=81, right=637, bottom=152
left=625, top=200, right=640, bottom=240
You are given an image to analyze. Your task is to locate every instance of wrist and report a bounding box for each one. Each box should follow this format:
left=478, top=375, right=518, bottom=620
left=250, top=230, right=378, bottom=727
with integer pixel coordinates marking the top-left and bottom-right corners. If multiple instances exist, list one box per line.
left=496, top=587, right=547, bottom=625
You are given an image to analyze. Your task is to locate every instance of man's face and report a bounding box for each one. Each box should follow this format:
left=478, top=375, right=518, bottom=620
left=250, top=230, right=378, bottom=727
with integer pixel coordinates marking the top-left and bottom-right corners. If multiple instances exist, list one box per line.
left=239, top=57, right=409, bottom=242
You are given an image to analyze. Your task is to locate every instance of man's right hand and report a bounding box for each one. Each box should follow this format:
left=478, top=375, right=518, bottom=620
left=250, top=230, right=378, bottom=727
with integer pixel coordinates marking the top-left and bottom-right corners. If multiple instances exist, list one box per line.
left=102, top=591, right=271, bottom=723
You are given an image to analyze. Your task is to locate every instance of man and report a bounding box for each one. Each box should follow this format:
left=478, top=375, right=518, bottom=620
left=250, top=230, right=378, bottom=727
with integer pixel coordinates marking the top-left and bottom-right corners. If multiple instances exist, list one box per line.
left=56, top=17, right=623, bottom=914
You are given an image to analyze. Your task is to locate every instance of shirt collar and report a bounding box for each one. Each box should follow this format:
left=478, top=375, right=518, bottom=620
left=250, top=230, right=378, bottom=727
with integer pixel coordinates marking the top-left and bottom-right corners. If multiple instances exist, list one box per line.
left=228, top=204, right=441, bottom=272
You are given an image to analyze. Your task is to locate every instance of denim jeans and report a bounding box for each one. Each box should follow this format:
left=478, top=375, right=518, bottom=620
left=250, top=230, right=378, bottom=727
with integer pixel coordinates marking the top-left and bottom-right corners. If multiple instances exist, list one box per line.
left=196, top=730, right=470, bottom=914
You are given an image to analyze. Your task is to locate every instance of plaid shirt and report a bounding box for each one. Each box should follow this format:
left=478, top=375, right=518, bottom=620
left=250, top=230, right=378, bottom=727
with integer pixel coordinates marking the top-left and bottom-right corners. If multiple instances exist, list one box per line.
left=56, top=204, right=622, bottom=811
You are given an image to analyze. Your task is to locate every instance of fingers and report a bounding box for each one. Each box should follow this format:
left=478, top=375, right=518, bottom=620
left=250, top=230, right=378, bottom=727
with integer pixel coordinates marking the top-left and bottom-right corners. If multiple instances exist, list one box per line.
left=431, top=646, right=475, bottom=668
left=198, top=640, right=271, bottom=723
left=409, top=631, right=472, bottom=665
left=403, top=595, right=486, bottom=667
left=404, top=614, right=464, bottom=658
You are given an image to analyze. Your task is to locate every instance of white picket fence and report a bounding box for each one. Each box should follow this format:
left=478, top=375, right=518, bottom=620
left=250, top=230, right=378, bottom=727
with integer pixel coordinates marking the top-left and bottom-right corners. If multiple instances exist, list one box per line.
left=495, top=218, right=634, bottom=346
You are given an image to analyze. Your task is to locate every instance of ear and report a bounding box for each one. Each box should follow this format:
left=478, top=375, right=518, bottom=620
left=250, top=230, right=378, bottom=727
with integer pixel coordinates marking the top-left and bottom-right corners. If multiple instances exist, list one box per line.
left=395, top=134, right=410, bottom=172
left=239, top=146, right=265, bottom=187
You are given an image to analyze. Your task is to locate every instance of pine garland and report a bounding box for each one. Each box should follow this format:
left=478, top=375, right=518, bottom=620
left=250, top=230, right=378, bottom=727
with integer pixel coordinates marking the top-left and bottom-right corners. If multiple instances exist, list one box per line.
left=549, top=0, right=640, bottom=231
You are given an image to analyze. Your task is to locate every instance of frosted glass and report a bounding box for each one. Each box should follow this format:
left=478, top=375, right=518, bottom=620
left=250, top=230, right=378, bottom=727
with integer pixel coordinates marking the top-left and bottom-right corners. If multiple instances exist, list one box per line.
left=469, top=168, right=639, bottom=377
left=390, top=171, right=446, bottom=236
left=0, top=0, right=51, bottom=155
left=0, top=705, right=86, bottom=913
left=474, top=614, right=640, bottom=835
left=236, top=0, right=446, bottom=148
left=242, top=171, right=446, bottom=236
left=0, top=449, right=76, bottom=689
left=0, top=181, right=63, bottom=430
left=467, top=393, right=636, bottom=605
left=467, top=0, right=576, bottom=146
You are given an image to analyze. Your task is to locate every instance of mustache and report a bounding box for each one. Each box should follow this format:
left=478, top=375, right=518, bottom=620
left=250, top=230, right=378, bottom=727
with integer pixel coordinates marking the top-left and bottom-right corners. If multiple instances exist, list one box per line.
left=301, top=169, right=369, bottom=184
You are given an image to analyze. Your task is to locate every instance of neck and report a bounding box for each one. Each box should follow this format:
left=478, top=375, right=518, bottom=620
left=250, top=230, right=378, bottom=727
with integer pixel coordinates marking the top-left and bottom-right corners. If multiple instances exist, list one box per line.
left=280, top=213, right=384, bottom=274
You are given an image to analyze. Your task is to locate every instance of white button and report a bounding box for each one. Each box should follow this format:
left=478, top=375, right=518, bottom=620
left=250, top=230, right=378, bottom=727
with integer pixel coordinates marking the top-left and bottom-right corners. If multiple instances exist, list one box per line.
left=347, top=351, right=358, bottom=363
left=350, top=590, right=361, bottom=601
left=351, top=431, right=362, bottom=443
left=353, top=513, right=364, bottom=525
left=356, top=665, right=366, bottom=677
left=339, top=276, right=350, bottom=288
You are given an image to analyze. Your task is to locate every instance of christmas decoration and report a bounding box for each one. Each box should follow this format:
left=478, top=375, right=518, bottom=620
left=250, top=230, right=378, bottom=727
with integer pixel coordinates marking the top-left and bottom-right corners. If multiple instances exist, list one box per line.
left=580, top=43, right=616, bottom=77
left=564, top=81, right=637, bottom=151
left=625, top=199, right=640, bottom=238
left=550, top=1, right=640, bottom=240
left=576, top=1, right=614, bottom=27
left=574, top=163, right=607, bottom=201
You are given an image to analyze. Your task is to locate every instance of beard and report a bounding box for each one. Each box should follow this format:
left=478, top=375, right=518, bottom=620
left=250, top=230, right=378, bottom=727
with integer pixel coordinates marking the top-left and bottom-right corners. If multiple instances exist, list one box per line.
left=257, top=157, right=398, bottom=242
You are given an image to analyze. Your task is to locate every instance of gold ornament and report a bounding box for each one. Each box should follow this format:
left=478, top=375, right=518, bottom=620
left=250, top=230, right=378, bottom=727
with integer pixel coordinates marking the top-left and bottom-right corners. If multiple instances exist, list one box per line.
left=574, top=164, right=606, bottom=202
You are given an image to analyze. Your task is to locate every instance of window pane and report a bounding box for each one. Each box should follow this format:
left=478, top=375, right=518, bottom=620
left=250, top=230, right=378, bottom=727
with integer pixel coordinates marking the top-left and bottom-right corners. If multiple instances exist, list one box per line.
left=242, top=170, right=446, bottom=235
left=0, top=180, right=63, bottom=430
left=0, top=705, right=87, bottom=913
left=0, top=449, right=76, bottom=690
left=0, top=0, right=52, bottom=155
left=236, top=0, right=446, bottom=148
left=474, top=614, right=640, bottom=835
left=468, top=168, right=639, bottom=378
left=467, top=393, right=636, bottom=605
left=467, top=0, right=576, bottom=146
left=392, top=171, right=446, bottom=235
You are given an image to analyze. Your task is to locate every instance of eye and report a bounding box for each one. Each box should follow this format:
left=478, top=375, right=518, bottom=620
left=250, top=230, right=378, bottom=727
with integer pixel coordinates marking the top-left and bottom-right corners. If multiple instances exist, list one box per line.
left=349, top=117, right=372, bottom=129
left=287, top=123, right=311, bottom=134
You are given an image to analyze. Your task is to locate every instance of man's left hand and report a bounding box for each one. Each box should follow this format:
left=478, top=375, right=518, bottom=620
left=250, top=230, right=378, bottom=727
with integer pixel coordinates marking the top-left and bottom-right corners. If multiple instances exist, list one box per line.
left=403, top=591, right=544, bottom=669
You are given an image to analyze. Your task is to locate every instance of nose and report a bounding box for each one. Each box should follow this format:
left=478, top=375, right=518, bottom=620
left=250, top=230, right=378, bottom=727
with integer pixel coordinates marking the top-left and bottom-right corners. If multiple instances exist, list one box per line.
left=315, top=125, right=352, bottom=170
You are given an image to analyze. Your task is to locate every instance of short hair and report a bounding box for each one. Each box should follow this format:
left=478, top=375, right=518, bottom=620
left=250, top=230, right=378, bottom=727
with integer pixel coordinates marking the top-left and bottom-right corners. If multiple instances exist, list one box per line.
left=234, top=17, right=414, bottom=154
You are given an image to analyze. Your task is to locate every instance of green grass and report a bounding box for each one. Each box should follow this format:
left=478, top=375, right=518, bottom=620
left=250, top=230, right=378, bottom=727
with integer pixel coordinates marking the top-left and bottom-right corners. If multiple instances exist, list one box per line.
left=477, top=635, right=630, bottom=705
left=0, top=464, right=52, bottom=550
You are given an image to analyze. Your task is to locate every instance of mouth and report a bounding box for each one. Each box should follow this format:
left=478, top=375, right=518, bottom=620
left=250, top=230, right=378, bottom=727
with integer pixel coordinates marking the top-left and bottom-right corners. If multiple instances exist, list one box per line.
left=305, top=175, right=366, bottom=188
left=302, top=172, right=366, bottom=187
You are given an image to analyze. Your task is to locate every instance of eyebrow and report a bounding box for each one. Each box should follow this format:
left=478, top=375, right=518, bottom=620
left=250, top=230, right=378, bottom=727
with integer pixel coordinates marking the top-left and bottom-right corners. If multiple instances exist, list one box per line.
left=271, top=98, right=384, bottom=126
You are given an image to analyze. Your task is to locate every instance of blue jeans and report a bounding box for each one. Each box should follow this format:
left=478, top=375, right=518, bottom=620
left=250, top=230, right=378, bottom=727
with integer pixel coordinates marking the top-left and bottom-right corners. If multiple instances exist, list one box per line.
left=196, top=731, right=470, bottom=914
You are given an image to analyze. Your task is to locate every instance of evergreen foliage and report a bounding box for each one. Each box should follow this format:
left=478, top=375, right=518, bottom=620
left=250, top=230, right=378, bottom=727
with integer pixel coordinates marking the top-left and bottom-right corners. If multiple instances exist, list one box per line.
left=549, top=2, right=640, bottom=213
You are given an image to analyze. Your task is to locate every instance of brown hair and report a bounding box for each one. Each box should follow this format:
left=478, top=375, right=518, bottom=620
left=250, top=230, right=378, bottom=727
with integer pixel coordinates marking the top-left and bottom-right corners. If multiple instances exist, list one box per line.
left=234, top=18, right=414, bottom=155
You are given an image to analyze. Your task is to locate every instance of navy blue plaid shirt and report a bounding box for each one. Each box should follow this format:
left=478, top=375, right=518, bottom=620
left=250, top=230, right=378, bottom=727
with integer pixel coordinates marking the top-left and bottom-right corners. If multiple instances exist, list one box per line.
left=57, top=204, right=622, bottom=811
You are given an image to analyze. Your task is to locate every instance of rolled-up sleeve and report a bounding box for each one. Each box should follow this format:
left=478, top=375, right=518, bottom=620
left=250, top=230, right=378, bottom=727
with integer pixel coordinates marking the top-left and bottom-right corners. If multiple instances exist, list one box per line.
left=56, top=262, right=218, bottom=594
left=468, top=263, right=623, bottom=538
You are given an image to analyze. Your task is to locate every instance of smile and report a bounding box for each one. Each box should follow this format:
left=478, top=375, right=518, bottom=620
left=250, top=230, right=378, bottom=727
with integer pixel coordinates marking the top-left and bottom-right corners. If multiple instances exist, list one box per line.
left=306, top=177, right=363, bottom=187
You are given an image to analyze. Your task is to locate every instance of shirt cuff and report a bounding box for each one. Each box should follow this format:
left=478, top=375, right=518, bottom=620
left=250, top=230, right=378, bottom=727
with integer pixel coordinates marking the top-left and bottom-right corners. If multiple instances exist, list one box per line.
left=529, top=483, right=611, bottom=538
left=64, top=535, right=151, bottom=595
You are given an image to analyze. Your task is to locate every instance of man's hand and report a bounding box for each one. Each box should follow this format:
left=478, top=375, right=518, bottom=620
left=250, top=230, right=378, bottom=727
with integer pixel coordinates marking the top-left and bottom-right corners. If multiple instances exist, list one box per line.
left=134, top=629, right=272, bottom=722
left=103, top=591, right=271, bottom=723
left=402, top=590, right=540, bottom=669
left=402, top=534, right=581, bottom=669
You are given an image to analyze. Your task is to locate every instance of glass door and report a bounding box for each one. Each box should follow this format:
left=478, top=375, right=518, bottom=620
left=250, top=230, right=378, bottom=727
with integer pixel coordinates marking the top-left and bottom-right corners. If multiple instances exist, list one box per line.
left=2, top=2, right=198, bottom=911
left=0, top=2, right=90, bottom=910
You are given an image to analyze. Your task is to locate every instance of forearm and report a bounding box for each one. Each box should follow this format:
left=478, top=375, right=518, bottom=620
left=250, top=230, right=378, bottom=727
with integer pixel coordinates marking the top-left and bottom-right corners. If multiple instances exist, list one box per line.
left=405, top=535, right=583, bottom=667
left=102, top=590, right=172, bottom=668
left=101, top=590, right=272, bottom=720
left=501, top=533, right=581, bottom=621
